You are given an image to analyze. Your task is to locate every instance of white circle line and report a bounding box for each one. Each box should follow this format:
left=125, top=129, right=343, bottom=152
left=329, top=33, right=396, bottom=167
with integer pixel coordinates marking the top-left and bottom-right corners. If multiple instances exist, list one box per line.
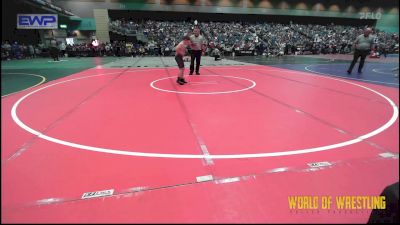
left=10, top=68, right=399, bottom=159
left=2, top=73, right=46, bottom=98
left=150, top=75, right=256, bottom=94
left=304, top=65, right=399, bottom=86
left=302, top=64, right=399, bottom=138
left=372, top=68, right=398, bottom=76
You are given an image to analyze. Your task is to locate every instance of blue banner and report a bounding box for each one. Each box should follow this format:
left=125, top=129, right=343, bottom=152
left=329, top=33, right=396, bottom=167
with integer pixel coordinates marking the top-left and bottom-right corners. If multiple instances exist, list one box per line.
left=17, top=14, right=58, bottom=29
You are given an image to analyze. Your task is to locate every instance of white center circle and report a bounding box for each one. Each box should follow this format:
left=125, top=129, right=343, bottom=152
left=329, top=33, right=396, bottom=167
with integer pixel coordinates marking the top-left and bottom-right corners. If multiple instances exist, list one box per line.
left=10, top=68, right=399, bottom=159
left=150, top=75, right=256, bottom=94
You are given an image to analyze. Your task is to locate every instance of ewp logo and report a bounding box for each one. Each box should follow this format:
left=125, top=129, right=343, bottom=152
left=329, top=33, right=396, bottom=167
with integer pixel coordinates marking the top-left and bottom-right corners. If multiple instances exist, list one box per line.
left=17, top=14, right=58, bottom=29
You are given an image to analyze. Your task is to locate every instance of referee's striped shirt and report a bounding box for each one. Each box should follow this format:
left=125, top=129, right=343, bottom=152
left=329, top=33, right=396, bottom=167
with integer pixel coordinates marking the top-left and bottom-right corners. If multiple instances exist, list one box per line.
left=190, top=34, right=206, bottom=50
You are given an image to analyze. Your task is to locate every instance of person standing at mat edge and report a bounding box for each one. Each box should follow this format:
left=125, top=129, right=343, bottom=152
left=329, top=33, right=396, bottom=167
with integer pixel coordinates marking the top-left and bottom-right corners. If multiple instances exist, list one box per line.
left=49, top=38, right=60, bottom=61
left=189, top=27, right=207, bottom=75
left=347, top=27, right=375, bottom=74
left=175, top=36, right=191, bottom=85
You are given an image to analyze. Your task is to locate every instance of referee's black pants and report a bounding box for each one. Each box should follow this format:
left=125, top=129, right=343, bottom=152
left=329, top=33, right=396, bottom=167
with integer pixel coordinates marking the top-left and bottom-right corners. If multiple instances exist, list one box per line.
left=348, top=49, right=370, bottom=73
left=190, top=50, right=202, bottom=74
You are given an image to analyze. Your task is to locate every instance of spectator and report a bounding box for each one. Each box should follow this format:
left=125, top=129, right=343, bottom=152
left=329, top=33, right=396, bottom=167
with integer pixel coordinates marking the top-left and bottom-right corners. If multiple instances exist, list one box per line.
left=59, top=42, right=66, bottom=57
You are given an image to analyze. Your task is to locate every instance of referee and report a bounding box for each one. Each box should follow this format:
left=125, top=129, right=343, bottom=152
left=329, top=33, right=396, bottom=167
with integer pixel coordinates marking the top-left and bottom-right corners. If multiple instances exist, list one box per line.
left=189, top=27, right=206, bottom=75
left=347, top=27, right=375, bottom=74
